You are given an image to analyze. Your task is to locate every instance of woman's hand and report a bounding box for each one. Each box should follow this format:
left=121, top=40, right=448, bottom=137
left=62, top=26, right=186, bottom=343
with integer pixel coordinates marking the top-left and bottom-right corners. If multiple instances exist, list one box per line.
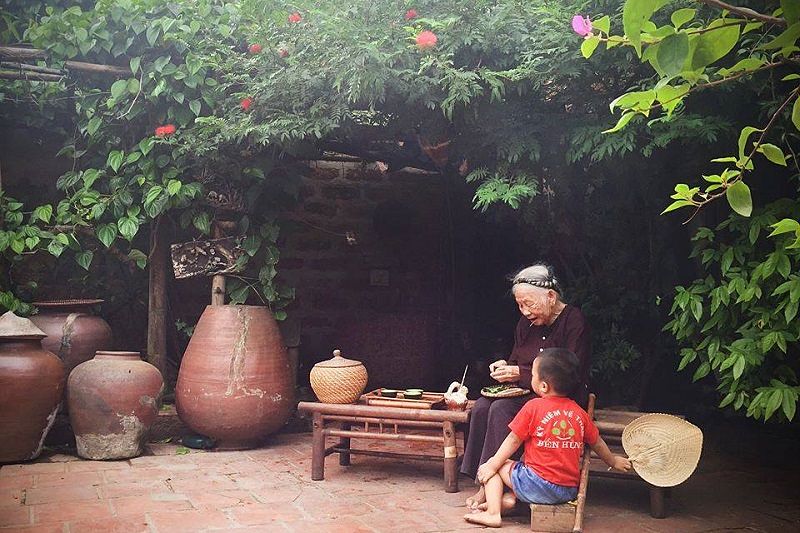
left=490, top=364, right=520, bottom=383
left=488, top=359, right=507, bottom=373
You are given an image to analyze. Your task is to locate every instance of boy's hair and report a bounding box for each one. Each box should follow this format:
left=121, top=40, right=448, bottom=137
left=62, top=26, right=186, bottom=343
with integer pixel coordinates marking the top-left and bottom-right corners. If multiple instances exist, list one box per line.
left=536, top=348, right=579, bottom=395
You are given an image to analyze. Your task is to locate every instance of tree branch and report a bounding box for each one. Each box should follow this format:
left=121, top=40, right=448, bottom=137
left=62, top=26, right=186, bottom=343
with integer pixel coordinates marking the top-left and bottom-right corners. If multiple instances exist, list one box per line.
left=699, top=0, right=787, bottom=27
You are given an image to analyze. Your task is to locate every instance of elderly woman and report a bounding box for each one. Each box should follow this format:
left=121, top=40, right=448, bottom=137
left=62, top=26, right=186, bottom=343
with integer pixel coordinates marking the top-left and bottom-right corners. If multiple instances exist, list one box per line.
left=462, top=263, right=591, bottom=509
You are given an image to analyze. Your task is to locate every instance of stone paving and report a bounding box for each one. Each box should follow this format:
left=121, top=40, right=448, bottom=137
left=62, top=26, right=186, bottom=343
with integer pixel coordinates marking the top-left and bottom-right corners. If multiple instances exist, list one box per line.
left=1, top=428, right=799, bottom=532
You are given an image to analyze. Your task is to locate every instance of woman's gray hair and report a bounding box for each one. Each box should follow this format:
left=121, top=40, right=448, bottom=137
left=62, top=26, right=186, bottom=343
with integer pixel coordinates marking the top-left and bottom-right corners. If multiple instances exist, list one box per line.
left=510, top=264, right=562, bottom=295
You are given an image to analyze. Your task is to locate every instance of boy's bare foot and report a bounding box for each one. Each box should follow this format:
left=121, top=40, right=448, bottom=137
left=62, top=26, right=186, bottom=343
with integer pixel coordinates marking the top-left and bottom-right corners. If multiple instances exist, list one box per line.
left=464, top=511, right=502, bottom=527
left=476, top=492, right=517, bottom=512
left=466, top=486, right=486, bottom=510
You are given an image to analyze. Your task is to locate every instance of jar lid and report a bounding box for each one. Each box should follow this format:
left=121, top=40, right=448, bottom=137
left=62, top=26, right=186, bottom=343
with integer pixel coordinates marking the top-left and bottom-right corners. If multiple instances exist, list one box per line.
left=314, top=349, right=363, bottom=368
left=0, top=311, right=47, bottom=339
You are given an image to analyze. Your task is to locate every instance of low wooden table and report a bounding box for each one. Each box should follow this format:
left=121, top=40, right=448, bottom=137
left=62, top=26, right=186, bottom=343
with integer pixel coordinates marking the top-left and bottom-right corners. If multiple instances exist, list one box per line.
left=297, top=401, right=471, bottom=492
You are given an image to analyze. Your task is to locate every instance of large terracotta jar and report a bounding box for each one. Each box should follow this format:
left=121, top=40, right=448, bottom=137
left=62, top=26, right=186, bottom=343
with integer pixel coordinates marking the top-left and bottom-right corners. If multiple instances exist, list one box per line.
left=0, top=312, right=64, bottom=463
left=68, top=351, right=164, bottom=460
left=176, top=305, right=293, bottom=450
left=30, top=299, right=113, bottom=385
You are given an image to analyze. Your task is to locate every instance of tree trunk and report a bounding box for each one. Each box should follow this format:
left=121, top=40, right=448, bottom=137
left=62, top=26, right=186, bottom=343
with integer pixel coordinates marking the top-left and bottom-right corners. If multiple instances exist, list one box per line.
left=147, top=217, right=169, bottom=376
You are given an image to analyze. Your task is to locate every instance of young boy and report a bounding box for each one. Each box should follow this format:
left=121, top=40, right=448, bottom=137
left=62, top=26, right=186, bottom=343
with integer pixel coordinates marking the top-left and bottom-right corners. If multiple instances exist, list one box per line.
left=464, top=348, right=631, bottom=528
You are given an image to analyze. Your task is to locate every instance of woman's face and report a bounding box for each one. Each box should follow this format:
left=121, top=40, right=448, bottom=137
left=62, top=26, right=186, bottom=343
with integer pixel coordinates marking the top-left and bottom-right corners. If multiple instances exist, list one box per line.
left=514, top=285, right=556, bottom=326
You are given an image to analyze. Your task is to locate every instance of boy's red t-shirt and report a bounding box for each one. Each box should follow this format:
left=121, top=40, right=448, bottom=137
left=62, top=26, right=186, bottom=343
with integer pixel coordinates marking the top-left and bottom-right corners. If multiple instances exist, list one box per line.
left=508, top=395, right=599, bottom=488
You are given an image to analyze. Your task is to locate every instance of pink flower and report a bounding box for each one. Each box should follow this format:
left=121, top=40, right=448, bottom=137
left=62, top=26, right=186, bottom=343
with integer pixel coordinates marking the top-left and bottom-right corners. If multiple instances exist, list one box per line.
left=571, top=15, right=592, bottom=37
left=248, top=43, right=263, bottom=54
left=278, top=48, right=289, bottom=58
left=154, top=124, right=176, bottom=137
left=240, top=97, right=253, bottom=111
left=415, top=30, right=437, bottom=50
left=288, top=12, right=302, bottom=23
left=405, top=9, right=418, bottom=21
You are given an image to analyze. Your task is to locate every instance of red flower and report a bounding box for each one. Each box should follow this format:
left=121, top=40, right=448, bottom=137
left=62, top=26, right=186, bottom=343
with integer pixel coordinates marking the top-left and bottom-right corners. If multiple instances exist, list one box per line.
left=240, top=97, right=253, bottom=111
left=278, top=48, right=289, bottom=58
left=405, top=9, right=418, bottom=21
left=288, top=12, right=302, bottom=23
left=415, top=30, right=437, bottom=50
left=248, top=43, right=263, bottom=54
left=154, top=124, right=176, bottom=138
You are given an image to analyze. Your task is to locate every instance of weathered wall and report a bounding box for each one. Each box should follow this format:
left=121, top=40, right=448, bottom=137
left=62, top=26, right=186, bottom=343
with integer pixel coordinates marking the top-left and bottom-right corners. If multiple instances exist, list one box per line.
left=277, top=160, right=455, bottom=390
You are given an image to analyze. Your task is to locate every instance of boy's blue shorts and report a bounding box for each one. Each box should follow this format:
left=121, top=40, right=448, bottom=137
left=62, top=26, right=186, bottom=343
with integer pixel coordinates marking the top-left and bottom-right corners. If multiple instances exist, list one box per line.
left=510, top=461, right=578, bottom=504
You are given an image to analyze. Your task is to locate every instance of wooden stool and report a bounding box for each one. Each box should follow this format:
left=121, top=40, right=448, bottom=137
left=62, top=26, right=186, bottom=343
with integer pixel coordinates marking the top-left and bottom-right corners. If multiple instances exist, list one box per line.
left=529, top=394, right=595, bottom=533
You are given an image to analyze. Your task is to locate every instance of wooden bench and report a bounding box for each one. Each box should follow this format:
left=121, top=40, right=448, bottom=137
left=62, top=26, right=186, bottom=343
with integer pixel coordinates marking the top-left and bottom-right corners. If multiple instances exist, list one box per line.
left=592, top=408, right=682, bottom=518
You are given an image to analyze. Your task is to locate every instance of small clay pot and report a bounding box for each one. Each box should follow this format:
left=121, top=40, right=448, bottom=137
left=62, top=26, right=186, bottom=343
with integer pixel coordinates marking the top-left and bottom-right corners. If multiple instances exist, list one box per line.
left=68, top=351, right=163, bottom=460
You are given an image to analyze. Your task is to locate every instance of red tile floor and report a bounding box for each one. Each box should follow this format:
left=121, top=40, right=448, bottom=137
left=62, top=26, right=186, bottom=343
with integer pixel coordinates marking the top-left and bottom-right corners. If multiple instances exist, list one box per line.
left=1, top=422, right=798, bottom=532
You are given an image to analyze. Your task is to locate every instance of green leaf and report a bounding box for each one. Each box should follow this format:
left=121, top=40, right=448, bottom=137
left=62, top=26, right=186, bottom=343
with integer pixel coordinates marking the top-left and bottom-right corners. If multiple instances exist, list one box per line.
left=139, top=137, right=155, bottom=156
left=732, top=355, right=745, bottom=380
left=656, top=33, right=689, bottom=77
left=602, top=112, right=636, bottom=133
left=87, top=116, right=102, bottom=135
left=127, top=78, right=140, bottom=95
left=781, top=390, right=796, bottom=421
left=193, top=212, right=211, bottom=234
left=692, top=361, right=710, bottom=382
left=107, top=150, right=124, bottom=172
left=229, top=285, right=250, bottom=304
left=96, top=223, right=117, bottom=248
left=737, top=127, right=762, bottom=160
left=765, top=390, right=783, bottom=421
left=670, top=8, right=695, bottom=29
left=792, top=97, right=800, bottom=132
left=33, top=205, right=52, bottom=223
left=757, top=143, right=787, bottom=166
left=47, top=240, right=65, bottom=257
left=690, top=21, right=740, bottom=70
left=128, top=248, right=147, bottom=269
left=146, top=25, right=160, bottom=46
left=580, top=36, right=601, bottom=58
left=75, top=250, right=93, bottom=271
left=130, top=56, right=141, bottom=73
left=623, top=0, right=661, bottom=57
left=782, top=74, right=800, bottom=81
left=759, top=21, right=800, bottom=50
left=110, top=79, right=128, bottom=99
left=167, top=179, right=182, bottom=195
left=118, top=217, right=139, bottom=240
left=785, top=300, right=799, bottom=323
left=144, top=185, right=164, bottom=206
left=593, top=16, right=610, bottom=34
left=769, top=218, right=800, bottom=237
left=783, top=0, right=800, bottom=25
left=189, top=99, right=201, bottom=116
left=725, top=181, right=752, bottom=217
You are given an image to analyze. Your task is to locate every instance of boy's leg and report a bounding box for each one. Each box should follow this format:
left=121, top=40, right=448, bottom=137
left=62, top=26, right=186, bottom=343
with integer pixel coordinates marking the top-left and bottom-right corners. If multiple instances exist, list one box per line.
left=463, top=473, right=504, bottom=527
left=477, top=460, right=518, bottom=512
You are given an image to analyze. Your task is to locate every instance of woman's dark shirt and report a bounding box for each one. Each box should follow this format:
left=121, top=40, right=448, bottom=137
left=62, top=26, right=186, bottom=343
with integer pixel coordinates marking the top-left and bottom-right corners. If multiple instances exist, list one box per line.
left=508, top=305, right=591, bottom=392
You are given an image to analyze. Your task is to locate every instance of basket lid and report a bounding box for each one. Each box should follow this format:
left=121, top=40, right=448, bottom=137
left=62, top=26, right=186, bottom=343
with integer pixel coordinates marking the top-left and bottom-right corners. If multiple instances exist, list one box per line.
left=314, top=349, right=364, bottom=368
left=622, top=413, right=703, bottom=488
left=0, top=311, right=47, bottom=339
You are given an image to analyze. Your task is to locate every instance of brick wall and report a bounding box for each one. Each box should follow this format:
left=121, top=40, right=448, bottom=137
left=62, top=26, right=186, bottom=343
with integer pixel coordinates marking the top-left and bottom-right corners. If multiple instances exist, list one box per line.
left=279, top=160, right=455, bottom=390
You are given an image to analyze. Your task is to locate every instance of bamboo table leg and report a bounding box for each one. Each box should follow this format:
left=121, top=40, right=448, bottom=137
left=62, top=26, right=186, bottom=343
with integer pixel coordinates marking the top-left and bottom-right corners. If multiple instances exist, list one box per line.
left=311, top=412, right=325, bottom=481
left=339, top=421, right=351, bottom=466
left=650, top=486, right=667, bottom=518
left=443, top=420, right=458, bottom=493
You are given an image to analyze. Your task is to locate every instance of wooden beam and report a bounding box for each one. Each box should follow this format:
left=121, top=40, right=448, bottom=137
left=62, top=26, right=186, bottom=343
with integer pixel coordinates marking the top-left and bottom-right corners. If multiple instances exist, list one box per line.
left=0, top=46, right=129, bottom=76
left=0, top=70, right=63, bottom=82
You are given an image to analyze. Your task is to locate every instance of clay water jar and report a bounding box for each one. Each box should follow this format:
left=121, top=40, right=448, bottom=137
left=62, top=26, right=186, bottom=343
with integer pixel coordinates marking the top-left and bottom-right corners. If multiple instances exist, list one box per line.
left=68, top=351, right=163, bottom=460
left=30, top=299, right=113, bottom=395
left=0, top=312, right=64, bottom=463
left=176, top=305, right=293, bottom=450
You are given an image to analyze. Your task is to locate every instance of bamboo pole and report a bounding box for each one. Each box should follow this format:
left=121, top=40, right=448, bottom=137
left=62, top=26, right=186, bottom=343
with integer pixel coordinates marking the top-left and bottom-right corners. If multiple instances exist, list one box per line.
left=0, top=46, right=129, bottom=76
left=210, top=222, right=225, bottom=305
left=0, top=71, right=63, bottom=82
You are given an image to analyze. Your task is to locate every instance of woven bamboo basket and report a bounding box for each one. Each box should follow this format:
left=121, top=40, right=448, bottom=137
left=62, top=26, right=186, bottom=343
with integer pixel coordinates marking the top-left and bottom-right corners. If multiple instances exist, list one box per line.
left=310, top=349, right=368, bottom=404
